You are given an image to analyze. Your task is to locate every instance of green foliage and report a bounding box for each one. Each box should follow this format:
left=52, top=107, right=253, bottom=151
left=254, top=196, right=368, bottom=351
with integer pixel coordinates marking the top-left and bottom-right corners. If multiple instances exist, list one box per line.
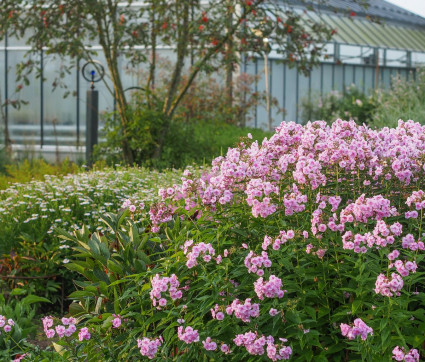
left=0, top=166, right=185, bottom=316
left=301, top=85, right=377, bottom=125
left=100, top=106, right=167, bottom=166
left=154, top=120, right=272, bottom=169
left=99, top=114, right=271, bottom=170
left=0, top=157, right=80, bottom=190
left=301, top=68, right=425, bottom=129
left=0, top=294, right=51, bottom=360
left=372, top=69, right=425, bottom=128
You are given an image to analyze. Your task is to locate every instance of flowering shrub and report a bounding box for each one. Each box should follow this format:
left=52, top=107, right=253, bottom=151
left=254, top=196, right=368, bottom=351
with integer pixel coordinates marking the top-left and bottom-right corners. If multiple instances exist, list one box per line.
left=54, top=120, right=424, bottom=360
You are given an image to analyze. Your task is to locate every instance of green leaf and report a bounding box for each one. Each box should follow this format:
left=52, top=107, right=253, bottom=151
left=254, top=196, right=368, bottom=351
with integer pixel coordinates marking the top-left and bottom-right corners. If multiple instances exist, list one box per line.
left=352, top=299, right=362, bottom=314
left=68, top=290, right=96, bottom=299
left=21, top=295, right=51, bottom=305
left=69, top=302, right=85, bottom=316
left=107, top=259, right=124, bottom=274
left=10, top=288, right=27, bottom=296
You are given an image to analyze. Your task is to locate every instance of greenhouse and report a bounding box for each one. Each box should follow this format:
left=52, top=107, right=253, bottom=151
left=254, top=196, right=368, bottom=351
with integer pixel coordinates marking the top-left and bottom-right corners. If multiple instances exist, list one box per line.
left=0, top=0, right=425, bottom=156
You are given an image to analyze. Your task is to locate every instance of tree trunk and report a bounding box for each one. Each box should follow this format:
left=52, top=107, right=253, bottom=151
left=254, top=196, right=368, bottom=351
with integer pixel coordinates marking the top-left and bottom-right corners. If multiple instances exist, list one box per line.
left=225, top=2, right=234, bottom=109
left=153, top=1, right=190, bottom=160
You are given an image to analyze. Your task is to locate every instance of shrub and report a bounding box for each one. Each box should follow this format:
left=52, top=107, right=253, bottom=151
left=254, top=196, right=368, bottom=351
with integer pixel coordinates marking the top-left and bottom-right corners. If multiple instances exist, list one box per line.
left=301, top=85, right=376, bottom=125
left=50, top=120, right=424, bottom=360
left=301, top=68, right=424, bottom=129
left=99, top=116, right=272, bottom=169
left=98, top=66, right=277, bottom=168
left=372, top=69, right=425, bottom=128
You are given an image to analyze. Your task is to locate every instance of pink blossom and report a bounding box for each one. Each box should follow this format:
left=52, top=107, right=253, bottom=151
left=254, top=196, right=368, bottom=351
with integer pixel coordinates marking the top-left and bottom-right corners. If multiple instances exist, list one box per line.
left=138, top=336, right=162, bottom=359
left=254, top=275, right=286, bottom=300
left=177, top=326, right=199, bottom=344
left=269, top=308, right=279, bottom=316
left=340, top=318, right=373, bottom=340
left=78, top=327, right=91, bottom=341
left=202, top=337, right=217, bottom=351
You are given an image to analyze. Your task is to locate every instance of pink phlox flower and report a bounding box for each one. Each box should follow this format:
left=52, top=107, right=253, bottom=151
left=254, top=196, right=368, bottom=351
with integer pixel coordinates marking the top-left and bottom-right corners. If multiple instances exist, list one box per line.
left=177, top=326, right=199, bottom=344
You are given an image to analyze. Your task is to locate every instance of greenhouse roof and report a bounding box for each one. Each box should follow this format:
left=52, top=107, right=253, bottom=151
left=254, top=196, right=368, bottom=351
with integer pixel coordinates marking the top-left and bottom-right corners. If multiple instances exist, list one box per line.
left=288, top=0, right=425, bottom=52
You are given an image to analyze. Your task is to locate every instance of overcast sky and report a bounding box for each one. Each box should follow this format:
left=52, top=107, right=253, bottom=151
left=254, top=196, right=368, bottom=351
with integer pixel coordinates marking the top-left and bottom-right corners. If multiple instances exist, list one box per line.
left=385, top=0, right=425, bottom=18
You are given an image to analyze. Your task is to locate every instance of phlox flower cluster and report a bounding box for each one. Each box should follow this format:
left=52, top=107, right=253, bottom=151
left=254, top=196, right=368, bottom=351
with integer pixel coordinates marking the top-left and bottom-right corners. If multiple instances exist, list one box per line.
left=246, top=179, right=279, bottom=218
left=234, top=332, right=292, bottom=360
left=262, top=230, right=295, bottom=251
left=311, top=196, right=344, bottom=237
left=78, top=327, right=91, bottom=341
left=0, top=315, right=14, bottom=333
left=406, top=190, right=425, bottom=211
left=254, top=275, right=286, bottom=300
left=375, top=273, right=404, bottom=297
left=150, top=274, right=182, bottom=309
left=233, top=332, right=271, bottom=356
left=401, top=234, right=425, bottom=251
left=149, top=202, right=174, bottom=233
left=183, top=240, right=215, bottom=268
left=158, top=186, right=178, bottom=201
left=340, top=195, right=397, bottom=225
left=112, top=314, right=122, bottom=328
left=315, top=248, right=327, bottom=259
left=226, top=298, right=260, bottom=323
left=392, top=346, right=420, bottom=361
left=340, top=318, right=373, bottom=340
left=342, top=221, right=402, bottom=253
left=42, top=316, right=78, bottom=339
left=177, top=326, right=199, bottom=344
left=244, top=251, right=272, bottom=275
left=267, top=340, right=293, bottom=361
left=137, top=336, right=162, bottom=359
left=282, top=184, right=307, bottom=216
left=327, top=195, right=342, bottom=212
left=202, top=337, right=217, bottom=351
left=390, top=260, right=417, bottom=277
left=210, top=304, right=225, bottom=321
left=121, top=198, right=144, bottom=213
left=292, top=155, right=326, bottom=189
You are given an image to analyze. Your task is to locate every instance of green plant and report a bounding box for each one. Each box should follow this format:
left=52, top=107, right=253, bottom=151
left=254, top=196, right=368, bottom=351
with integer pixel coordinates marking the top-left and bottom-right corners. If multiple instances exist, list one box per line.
left=0, top=294, right=51, bottom=360
left=0, top=157, right=81, bottom=190
left=371, top=69, right=425, bottom=128
left=301, top=85, right=377, bottom=125
left=99, top=109, right=272, bottom=169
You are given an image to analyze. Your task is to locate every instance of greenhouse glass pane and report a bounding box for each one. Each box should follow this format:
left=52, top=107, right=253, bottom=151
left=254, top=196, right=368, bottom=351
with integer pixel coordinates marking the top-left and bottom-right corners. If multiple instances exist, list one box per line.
left=386, top=49, right=407, bottom=67
left=8, top=50, right=41, bottom=146
left=412, top=52, right=425, bottom=67
left=43, top=55, right=78, bottom=146
left=339, top=45, right=362, bottom=64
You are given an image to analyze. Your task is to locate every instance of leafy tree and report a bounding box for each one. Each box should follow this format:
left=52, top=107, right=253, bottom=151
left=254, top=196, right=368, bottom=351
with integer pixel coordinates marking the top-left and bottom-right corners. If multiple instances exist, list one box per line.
left=0, top=0, right=369, bottom=163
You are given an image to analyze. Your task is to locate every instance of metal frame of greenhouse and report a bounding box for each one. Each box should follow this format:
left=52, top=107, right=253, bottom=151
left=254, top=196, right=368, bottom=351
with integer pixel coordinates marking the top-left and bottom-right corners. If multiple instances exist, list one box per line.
left=1, top=0, right=425, bottom=157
